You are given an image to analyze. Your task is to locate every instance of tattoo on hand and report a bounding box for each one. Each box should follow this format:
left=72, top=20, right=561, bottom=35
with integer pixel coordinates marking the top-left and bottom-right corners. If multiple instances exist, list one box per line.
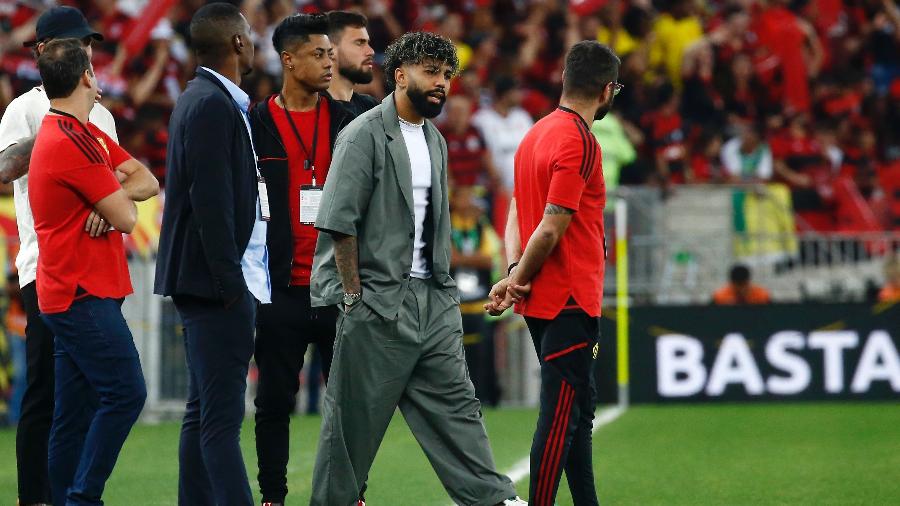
left=544, top=203, right=575, bottom=215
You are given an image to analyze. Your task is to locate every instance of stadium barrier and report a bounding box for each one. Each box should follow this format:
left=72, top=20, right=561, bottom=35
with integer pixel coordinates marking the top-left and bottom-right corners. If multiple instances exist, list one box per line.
left=130, top=263, right=544, bottom=417
left=594, top=302, right=899, bottom=403
left=605, top=185, right=900, bottom=305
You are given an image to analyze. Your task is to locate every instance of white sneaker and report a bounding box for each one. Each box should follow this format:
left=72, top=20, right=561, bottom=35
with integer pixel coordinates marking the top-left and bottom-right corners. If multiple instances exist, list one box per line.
left=502, top=497, right=528, bottom=505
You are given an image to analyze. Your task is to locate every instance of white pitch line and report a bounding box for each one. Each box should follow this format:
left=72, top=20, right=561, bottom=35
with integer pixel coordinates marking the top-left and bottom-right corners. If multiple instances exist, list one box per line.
left=447, top=405, right=626, bottom=505
left=502, top=405, right=626, bottom=484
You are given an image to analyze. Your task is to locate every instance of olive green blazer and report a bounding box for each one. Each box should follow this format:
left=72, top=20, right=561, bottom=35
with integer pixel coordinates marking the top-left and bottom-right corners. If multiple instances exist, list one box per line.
left=311, top=93, right=458, bottom=319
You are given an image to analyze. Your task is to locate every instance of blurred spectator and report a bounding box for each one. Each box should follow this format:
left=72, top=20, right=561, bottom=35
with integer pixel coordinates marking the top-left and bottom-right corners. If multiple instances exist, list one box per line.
left=648, top=0, right=703, bottom=87
left=689, top=129, right=723, bottom=183
left=596, top=1, right=650, bottom=58
left=437, top=12, right=471, bottom=71
left=640, top=82, right=687, bottom=185
left=721, top=122, right=774, bottom=183
left=681, top=38, right=725, bottom=132
left=754, top=0, right=824, bottom=114
left=440, top=94, right=500, bottom=190
left=5, top=271, right=25, bottom=424
left=471, top=75, right=533, bottom=193
left=713, top=264, right=772, bottom=304
left=868, top=0, right=900, bottom=95
left=355, top=0, right=404, bottom=55
left=591, top=112, right=638, bottom=195
left=449, top=185, right=501, bottom=406
left=771, top=114, right=833, bottom=219
left=721, top=52, right=766, bottom=125
left=249, top=0, right=297, bottom=77
left=879, top=255, right=900, bottom=302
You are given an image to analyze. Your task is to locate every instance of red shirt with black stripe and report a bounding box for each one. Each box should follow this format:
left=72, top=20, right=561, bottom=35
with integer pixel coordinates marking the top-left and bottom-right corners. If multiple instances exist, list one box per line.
left=29, top=112, right=133, bottom=314
left=442, top=125, right=488, bottom=186
left=513, top=106, right=606, bottom=319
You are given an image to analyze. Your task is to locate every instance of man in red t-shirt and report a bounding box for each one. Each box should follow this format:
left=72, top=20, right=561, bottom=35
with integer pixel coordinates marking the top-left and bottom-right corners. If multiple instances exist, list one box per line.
left=28, top=39, right=158, bottom=505
left=486, top=41, right=621, bottom=506
left=247, top=14, right=353, bottom=505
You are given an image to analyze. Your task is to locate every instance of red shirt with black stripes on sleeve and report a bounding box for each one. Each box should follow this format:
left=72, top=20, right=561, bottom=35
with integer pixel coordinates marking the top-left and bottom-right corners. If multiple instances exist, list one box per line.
left=28, top=113, right=133, bottom=314
left=513, top=106, right=606, bottom=319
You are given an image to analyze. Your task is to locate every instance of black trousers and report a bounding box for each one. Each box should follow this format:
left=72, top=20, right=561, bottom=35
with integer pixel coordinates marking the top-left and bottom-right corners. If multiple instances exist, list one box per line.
left=525, top=311, right=600, bottom=506
left=462, top=311, right=502, bottom=407
left=175, top=291, right=257, bottom=506
left=16, top=281, right=57, bottom=504
left=254, top=285, right=337, bottom=503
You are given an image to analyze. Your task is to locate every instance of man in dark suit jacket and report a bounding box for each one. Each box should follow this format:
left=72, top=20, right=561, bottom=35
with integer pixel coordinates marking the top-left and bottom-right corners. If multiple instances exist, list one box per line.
left=154, top=4, right=270, bottom=505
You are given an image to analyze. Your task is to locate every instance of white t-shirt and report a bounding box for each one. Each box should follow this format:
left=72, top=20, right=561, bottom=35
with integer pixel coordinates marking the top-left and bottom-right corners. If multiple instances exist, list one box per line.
left=399, top=119, right=433, bottom=279
left=0, top=86, right=118, bottom=287
left=471, top=106, right=533, bottom=192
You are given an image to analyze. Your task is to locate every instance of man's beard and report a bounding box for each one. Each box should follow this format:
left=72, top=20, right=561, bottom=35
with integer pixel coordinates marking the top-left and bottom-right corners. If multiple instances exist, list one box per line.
left=407, top=81, right=446, bottom=119
left=339, top=62, right=373, bottom=85
left=594, top=95, right=614, bottom=121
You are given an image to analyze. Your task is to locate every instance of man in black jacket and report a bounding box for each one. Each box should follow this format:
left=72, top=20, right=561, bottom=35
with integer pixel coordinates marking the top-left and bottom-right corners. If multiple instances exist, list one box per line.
left=247, top=14, right=351, bottom=506
left=154, top=4, right=270, bottom=505
left=325, top=10, right=378, bottom=117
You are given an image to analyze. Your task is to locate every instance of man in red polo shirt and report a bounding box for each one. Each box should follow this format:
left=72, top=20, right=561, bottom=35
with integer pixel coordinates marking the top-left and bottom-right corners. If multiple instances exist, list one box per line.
left=486, top=41, right=621, bottom=506
left=28, top=38, right=158, bottom=505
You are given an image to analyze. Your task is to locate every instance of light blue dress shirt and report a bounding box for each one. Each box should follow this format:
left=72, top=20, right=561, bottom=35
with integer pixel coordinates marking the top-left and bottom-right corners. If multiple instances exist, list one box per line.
left=200, top=67, right=271, bottom=304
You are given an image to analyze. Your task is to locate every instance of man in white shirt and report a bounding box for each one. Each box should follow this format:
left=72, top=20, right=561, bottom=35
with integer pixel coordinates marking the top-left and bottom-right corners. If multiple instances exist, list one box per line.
left=720, top=123, right=773, bottom=183
left=471, top=76, right=534, bottom=193
left=0, top=7, right=156, bottom=505
left=309, top=31, right=524, bottom=506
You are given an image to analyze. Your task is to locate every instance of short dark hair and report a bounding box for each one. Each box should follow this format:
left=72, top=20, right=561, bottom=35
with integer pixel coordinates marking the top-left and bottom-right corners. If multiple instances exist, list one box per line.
left=730, top=264, right=751, bottom=284
left=326, top=10, right=368, bottom=42
left=273, top=13, right=329, bottom=54
left=383, top=32, right=459, bottom=90
left=189, top=2, right=246, bottom=64
left=38, top=38, right=90, bottom=99
left=562, top=40, right=620, bottom=100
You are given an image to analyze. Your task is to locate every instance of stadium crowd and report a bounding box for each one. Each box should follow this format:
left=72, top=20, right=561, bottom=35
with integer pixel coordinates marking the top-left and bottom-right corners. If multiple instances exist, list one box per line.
left=1, top=0, right=899, bottom=233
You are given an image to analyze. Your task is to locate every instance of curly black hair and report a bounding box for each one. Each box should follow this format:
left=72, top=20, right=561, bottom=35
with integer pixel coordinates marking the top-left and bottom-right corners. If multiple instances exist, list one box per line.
left=382, top=31, right=459, bottom=90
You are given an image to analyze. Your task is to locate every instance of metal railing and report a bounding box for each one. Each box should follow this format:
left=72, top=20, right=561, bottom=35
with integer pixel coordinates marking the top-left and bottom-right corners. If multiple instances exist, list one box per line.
left=609, top=231, right=899, bottom=305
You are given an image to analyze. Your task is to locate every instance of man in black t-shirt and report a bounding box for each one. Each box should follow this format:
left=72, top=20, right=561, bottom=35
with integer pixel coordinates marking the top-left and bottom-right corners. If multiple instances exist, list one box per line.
left=325, top=10, right=378, bottom=117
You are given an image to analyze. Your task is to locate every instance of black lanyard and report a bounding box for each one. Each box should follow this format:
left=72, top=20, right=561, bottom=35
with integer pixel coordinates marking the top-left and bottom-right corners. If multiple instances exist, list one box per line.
left=278, top=94, right=321, bottom=185
left=49, top=107, right=96, bottom=140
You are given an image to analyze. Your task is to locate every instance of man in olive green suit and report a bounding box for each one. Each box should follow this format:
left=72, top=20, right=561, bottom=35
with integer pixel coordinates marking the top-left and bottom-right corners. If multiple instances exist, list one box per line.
left=309, top=32, right=522, bottom=506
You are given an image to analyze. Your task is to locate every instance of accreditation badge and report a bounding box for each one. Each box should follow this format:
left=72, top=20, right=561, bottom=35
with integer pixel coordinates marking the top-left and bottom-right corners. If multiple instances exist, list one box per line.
left=258, top=175, right=271, bottom=221
left=299, top=184, right=323, bottom=225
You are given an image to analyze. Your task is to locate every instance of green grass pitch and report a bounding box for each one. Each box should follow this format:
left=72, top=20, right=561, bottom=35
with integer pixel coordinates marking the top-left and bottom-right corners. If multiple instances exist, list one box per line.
left=1, top=403, right=898, bottom=505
